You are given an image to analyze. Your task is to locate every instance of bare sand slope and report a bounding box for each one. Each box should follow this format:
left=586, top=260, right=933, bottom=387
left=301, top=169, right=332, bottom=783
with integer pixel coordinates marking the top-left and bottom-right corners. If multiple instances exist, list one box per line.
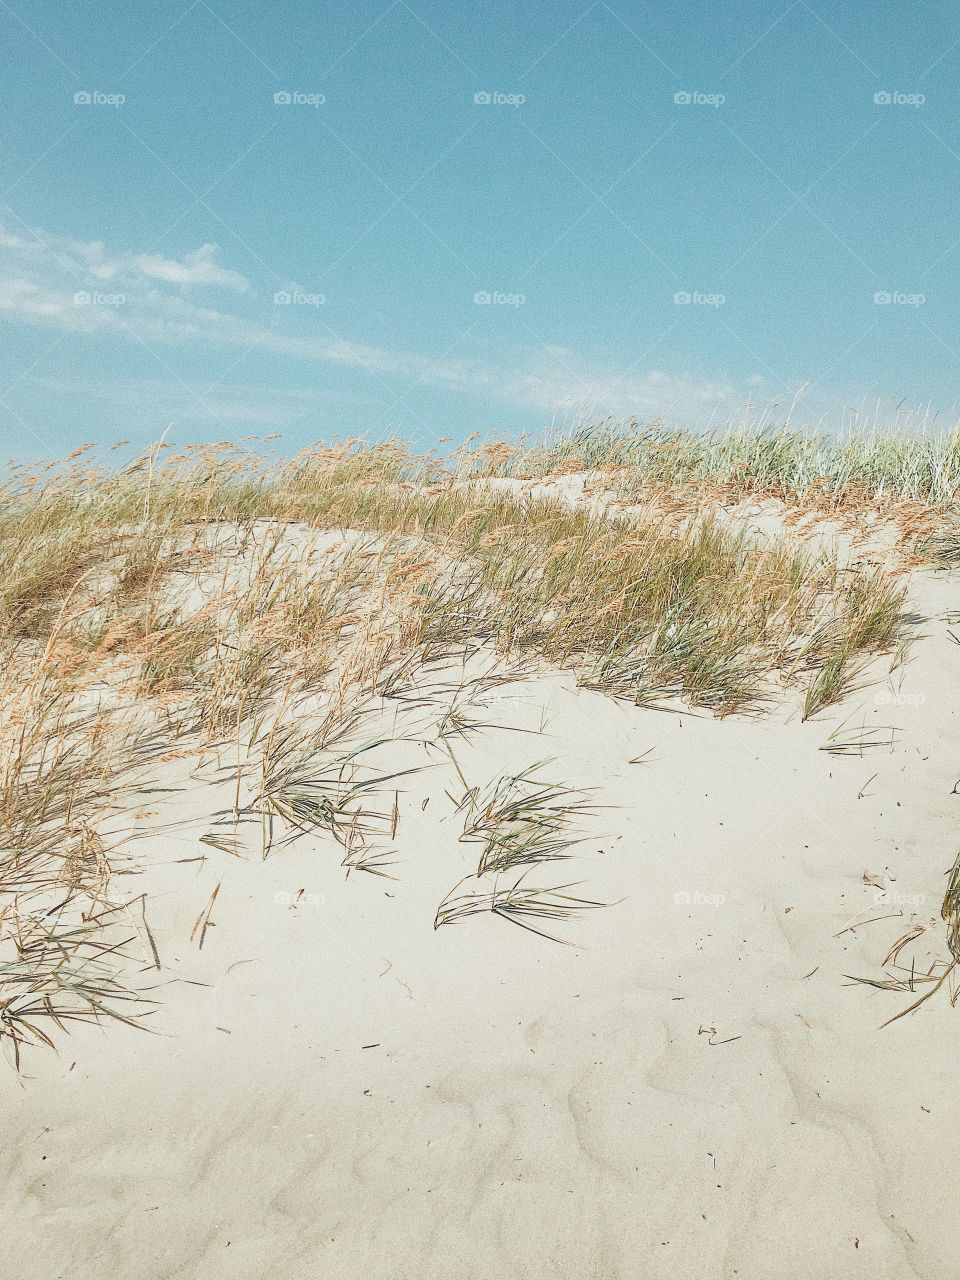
left=4, top=564, right=959, bottom=1280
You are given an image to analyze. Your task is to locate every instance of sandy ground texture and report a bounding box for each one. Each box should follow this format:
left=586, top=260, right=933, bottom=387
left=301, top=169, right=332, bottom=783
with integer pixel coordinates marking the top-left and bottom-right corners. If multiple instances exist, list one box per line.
left=4, top=527, right=959, bottom=1280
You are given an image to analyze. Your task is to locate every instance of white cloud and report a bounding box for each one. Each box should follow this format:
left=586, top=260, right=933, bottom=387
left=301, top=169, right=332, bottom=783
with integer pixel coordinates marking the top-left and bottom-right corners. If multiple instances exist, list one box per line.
left=0, top=218, right=740, bottom=425
left=0, top=221, right=249, bottom=293
left=134, top=244, right=249, bottom=291
left=497, top=351, right=735, bottom=419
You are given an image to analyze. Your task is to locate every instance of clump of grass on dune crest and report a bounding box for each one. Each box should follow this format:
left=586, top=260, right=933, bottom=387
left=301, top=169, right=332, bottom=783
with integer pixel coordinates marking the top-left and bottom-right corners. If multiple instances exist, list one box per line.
left=0, top=436, right=909, bottom=720
left=434, top=501, right=905, bottom=716
left=521, top=418, right=960, bottom=511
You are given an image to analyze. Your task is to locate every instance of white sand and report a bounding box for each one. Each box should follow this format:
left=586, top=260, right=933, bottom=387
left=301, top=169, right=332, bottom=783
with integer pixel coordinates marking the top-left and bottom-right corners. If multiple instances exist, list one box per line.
left=4, top=529, right=959, bottom=1279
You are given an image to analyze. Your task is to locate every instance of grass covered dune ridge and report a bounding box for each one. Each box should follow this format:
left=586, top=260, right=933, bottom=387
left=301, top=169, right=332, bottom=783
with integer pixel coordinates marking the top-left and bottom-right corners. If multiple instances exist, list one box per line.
left=0, top=428, right=916, bottom=717
left=0, top=423, right=951, bottom=1065
left=529, top=416, right=960, bottom=508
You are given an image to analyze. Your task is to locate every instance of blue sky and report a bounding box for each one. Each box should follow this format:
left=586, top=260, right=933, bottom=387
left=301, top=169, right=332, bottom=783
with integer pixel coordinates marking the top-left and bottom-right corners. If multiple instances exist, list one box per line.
left=1, top=0, right=960, bottom=458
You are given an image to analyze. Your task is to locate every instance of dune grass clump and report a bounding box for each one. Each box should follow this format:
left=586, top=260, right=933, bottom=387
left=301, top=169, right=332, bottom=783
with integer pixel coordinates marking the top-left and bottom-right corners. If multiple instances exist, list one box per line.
left=0, top=663, right=162, bottom=1067
left=0, top=904, right=154, bottom=1069
left=943, top=851, right=960, bottom=964
left=430, top=753, right=608, bottom=942
left=524, top=419, right=960, bottom=511
left=915, top=526, right=960, bottom=567
left=457, top=764, right=596, bottom=876
left=256, top=709, right=418, bottom=874
left=849, top=850, right=960, bottom=1028
left=434, top=874, right=607, bottom=943
left=800, top=567, right=909, bottom=719
left=447, top=503, right=905, bottom=716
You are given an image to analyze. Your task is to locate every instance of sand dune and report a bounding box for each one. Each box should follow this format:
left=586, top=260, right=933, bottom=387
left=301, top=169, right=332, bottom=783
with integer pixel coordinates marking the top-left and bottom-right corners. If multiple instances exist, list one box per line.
left=5, top=516, right=959, bottom=1279
left=1, top=432, right=958, bottom=1280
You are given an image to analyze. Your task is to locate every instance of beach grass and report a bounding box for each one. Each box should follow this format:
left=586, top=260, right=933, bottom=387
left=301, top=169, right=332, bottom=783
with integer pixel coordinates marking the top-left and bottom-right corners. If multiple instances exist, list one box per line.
left=434, top=873, right=609, bottom=943
left=457, top=763, right=596, bottom=876
left=0, top=424, right=953, bottom=1061
left=508, top=418, right=960, bottom=511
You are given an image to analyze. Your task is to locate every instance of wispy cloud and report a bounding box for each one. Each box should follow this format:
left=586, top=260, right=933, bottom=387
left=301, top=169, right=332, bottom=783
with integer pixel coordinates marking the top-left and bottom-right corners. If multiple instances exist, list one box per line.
left=0, top=218, right=740, bottom=424
left=0, top=223, right=250, bottom=292
left=496, top=355, right=736, bottom=419
left=133, top=245, right=250, bottom=291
